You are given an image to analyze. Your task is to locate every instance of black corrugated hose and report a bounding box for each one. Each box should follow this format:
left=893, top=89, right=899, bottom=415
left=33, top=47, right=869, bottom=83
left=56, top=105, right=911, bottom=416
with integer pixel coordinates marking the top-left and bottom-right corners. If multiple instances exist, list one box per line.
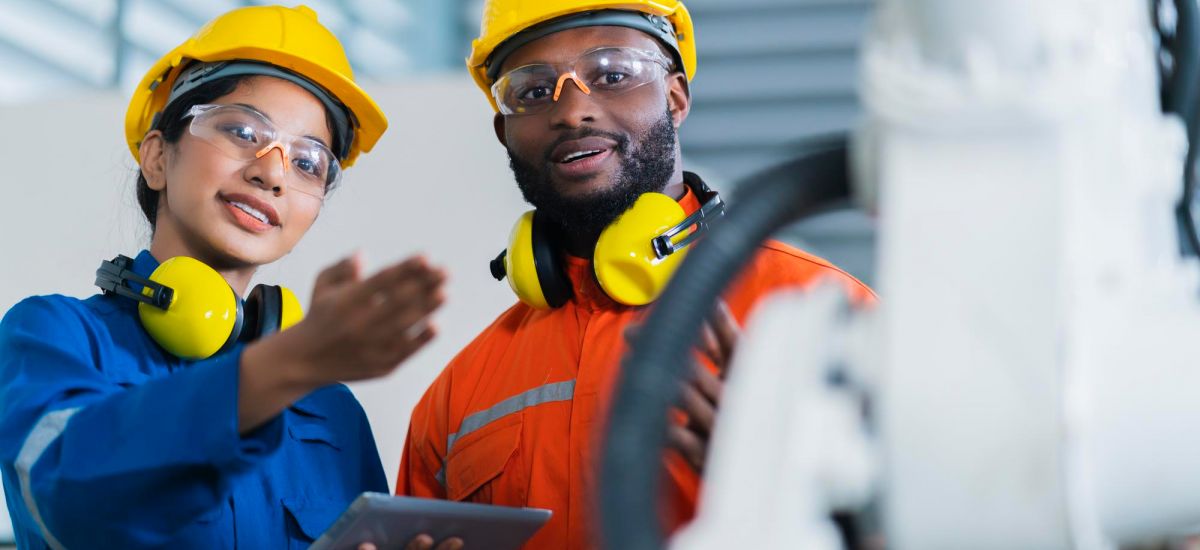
left=599, top=136, right=853, bottom=550
left=1159, top=0, right=1200, bottom=255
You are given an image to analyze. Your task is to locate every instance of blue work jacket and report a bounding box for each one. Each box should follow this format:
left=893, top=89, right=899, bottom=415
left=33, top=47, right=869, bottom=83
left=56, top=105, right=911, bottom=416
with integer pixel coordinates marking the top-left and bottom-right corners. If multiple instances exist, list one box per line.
left=0, top=250, right=388, bottom=548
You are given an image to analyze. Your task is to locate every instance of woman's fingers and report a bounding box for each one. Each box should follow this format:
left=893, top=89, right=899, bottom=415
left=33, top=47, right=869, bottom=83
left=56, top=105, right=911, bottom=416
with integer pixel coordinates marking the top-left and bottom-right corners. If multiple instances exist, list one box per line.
left=376, top=270, right=445, bottom=323
left=362, top=534, right=460, bottom=550
left=363, top=279, right=445, bottom=343
left=405, top=534, right=435, bottom=550
left=383, top=323, right=438, bottom=365
left=350, top=256, right=428, bottom=305
left=313, top=252, right=362, bottom=295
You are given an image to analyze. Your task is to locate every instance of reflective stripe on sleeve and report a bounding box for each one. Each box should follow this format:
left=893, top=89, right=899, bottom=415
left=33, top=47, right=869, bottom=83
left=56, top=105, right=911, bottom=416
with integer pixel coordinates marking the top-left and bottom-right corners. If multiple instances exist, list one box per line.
left=16, top=407, right=81, bottom=550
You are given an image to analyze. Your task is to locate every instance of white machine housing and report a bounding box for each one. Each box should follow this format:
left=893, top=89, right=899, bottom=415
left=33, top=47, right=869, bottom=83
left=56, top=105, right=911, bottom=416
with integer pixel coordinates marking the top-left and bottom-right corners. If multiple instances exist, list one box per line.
left=675, top=0, right=1200, bottom=548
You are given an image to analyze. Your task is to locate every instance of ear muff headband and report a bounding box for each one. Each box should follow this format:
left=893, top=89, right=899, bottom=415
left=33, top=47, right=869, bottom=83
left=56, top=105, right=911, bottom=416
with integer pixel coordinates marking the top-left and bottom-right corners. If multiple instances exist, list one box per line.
left=95, top=255, right=300, bottom=359
left=95, top=256, right=174, bottom=308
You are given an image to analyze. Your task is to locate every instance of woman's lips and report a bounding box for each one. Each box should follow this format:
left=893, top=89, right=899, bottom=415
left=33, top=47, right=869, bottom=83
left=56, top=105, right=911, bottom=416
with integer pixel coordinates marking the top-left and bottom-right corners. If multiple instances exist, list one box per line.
left=219, top=193, right=280, bottom=234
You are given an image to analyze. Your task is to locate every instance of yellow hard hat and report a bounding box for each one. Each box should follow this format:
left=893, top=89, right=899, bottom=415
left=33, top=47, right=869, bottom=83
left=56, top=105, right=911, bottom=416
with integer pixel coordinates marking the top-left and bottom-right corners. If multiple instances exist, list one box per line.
left=468, top=0, right=696, bottom=112
left=125, top=4, right=386, bottom=168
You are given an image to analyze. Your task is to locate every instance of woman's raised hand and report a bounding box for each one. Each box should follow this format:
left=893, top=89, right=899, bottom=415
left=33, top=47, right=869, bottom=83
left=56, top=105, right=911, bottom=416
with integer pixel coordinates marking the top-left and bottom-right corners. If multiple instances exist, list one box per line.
left=238, top=252, right=446, bottom=432
left=285, top=253, right=447, bottom=384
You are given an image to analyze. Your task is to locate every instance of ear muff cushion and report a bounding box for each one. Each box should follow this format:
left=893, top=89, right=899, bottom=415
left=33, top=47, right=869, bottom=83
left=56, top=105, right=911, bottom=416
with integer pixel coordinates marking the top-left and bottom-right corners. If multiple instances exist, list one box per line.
left=531, top=211, right=572, bottom=308
left=594, top=192, right=689, bottom=306
left=244, top=284, right=284, bottom=341
left=138, top=256, right=241, bottom=360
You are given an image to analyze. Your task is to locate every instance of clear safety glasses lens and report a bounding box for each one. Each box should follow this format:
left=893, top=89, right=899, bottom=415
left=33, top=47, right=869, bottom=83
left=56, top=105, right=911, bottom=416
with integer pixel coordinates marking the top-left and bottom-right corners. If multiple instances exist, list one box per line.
left=492, top=48, right=671, bottom=116
left=184, top=104, right=342, bottom=198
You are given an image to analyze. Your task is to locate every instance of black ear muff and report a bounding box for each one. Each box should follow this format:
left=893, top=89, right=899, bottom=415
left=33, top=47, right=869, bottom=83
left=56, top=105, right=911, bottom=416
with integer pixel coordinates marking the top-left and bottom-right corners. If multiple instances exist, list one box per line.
left=242, top=284, right=284, bottom=342
left=531, top=211, right=573, bottom=308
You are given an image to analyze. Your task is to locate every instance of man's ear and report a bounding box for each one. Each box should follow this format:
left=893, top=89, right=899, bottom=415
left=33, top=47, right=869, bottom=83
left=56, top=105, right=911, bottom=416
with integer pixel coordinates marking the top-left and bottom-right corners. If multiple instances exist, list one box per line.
left=493, top=113, right=508, bottom=147
left=138, top=130, right=168, bottom=191
left=666, top=73, right=691, bottom=129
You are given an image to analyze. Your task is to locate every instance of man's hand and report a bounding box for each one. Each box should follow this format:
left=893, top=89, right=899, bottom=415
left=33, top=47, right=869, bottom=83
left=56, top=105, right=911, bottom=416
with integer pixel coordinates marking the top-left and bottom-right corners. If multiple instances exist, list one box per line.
left=667, top=301, right=740, bottom=473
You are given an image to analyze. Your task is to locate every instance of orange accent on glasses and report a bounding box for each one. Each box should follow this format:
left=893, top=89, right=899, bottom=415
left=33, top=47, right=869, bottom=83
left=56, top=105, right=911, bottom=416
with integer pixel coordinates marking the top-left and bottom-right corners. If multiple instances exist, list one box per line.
left=553, top=73, right=592, bottom=102
left=254, top=141, right=290, bottom=172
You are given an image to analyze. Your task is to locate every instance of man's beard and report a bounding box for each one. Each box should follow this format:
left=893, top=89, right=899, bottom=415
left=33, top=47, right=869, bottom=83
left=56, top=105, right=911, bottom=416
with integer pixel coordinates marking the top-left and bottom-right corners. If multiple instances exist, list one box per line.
left=507, top=110, right=677, bottom=247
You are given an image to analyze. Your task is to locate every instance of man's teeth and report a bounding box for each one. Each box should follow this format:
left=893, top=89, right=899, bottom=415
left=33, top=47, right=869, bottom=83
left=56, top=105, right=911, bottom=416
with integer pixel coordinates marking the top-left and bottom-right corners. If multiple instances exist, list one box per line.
left=230, top=201, right=269, bottom=224
left=562, top=150, right=602, bottom=163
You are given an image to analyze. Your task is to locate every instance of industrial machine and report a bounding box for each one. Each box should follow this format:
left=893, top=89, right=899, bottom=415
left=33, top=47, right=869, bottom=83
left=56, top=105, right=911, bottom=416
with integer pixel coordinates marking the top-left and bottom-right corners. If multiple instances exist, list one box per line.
left=601, top=1, right=1200, bottom=548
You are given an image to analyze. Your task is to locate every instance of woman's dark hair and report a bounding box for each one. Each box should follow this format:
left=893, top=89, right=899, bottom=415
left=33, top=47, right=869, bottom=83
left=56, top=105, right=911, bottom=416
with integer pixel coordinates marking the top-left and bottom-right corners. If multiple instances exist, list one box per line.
left=135, top=75, right=345, bottom=230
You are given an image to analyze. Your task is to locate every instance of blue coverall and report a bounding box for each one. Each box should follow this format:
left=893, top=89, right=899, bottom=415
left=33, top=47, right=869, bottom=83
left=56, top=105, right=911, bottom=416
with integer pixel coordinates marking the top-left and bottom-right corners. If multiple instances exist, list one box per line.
left=0, top=250, right=388, bottom=548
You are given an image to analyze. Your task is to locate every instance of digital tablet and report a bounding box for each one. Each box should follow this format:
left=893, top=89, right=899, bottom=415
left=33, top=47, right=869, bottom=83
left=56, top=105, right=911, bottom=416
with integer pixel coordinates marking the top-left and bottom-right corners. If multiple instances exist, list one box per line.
left=309, top=492, right=552, bottom=550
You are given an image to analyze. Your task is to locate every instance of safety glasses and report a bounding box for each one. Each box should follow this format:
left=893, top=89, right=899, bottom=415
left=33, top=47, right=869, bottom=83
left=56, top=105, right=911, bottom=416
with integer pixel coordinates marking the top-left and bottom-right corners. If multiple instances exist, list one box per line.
left=491, top=47, right=673, bottom=116
left=184, top=104, right=342, bottom=199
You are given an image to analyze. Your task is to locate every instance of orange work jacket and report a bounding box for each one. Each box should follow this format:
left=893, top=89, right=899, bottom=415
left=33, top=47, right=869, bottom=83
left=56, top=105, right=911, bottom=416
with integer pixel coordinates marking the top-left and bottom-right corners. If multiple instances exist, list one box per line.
left=396, top=184, right=876, bottom=549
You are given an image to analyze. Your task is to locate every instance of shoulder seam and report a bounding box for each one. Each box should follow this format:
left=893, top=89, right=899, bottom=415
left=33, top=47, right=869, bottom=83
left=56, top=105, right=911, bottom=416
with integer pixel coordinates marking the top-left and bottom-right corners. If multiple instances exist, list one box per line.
left=756, top=241, right=878, bottom=299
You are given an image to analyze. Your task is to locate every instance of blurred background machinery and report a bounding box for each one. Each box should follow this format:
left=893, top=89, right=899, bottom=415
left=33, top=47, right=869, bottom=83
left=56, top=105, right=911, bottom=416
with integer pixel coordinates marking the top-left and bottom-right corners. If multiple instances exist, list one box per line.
left=602, top=0, right=1200, bottom=549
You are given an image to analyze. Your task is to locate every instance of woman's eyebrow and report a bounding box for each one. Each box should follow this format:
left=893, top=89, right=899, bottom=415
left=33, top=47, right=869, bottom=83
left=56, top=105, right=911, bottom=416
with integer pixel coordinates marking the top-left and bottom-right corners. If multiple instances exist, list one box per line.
left=304, top=134, right=332, bottom=150
left=234, top=102, right=331, bottom=149
left=233, top=102, right=270, bottom=120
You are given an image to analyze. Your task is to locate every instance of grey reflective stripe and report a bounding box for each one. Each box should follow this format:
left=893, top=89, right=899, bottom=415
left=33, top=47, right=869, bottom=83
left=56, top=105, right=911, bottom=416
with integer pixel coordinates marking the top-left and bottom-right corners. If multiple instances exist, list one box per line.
left=435, top=380, right=576, bottom=488
left=16, top=407, right=81, bottom=550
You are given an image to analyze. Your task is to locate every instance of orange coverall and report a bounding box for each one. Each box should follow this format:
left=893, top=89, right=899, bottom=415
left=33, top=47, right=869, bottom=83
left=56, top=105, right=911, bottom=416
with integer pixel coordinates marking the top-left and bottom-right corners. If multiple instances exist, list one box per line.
left=396, top=185, right=876, bottom=549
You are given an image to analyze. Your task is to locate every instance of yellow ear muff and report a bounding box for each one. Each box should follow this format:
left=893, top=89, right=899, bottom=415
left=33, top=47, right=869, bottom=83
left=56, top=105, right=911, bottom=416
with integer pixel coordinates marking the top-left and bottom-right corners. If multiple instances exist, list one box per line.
left=594, top=192, right=690, bottom=306
left=279, top=286, right=304, bottom=331
left=504, top=211, right=552, bottom=309
left=137, top=256, right=240, bottom=360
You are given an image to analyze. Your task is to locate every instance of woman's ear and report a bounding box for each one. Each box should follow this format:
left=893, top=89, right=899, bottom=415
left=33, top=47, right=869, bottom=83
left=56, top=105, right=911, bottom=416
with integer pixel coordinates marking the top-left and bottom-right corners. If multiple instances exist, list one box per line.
left=666, top=73, right=691, bottom=129
left=139, top=130, right=168, bottom=191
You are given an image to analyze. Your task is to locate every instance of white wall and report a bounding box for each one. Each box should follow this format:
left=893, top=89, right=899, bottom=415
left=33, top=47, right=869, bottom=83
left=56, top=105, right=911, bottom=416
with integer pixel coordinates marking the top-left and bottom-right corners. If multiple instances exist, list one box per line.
left=0, top=73, right=529, bottom=511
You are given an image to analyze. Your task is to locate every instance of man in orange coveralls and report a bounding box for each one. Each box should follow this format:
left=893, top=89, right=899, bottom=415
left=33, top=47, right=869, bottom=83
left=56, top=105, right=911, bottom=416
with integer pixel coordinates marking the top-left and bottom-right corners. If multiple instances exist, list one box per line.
left=395, top=1, right=877, bottom=548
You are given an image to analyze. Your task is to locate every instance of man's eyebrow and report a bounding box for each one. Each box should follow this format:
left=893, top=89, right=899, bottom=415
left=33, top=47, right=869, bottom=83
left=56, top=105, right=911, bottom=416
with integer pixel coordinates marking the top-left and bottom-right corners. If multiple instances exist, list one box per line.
left=234, top=102, right=332, bottom=149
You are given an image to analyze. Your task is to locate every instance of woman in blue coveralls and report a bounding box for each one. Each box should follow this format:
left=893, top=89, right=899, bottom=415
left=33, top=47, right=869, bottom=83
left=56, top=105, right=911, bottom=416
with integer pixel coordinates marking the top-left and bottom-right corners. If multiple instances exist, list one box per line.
left=0, top=5, right=459, bottom=549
